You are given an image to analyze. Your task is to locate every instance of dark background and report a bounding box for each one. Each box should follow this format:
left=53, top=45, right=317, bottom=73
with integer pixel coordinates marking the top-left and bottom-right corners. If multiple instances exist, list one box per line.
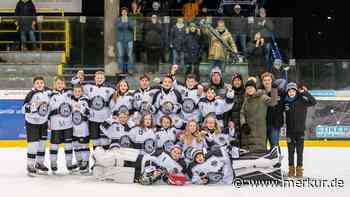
left=82, top=0, right=348, bottom=59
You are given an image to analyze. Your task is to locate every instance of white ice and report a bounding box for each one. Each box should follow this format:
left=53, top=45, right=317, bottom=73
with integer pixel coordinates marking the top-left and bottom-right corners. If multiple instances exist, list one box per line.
left=0, top=147, right=349, bottom=197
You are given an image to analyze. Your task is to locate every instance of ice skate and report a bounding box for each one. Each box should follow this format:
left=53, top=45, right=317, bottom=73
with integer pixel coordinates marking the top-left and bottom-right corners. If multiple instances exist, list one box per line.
left=35, top=163, right=49, bottom=175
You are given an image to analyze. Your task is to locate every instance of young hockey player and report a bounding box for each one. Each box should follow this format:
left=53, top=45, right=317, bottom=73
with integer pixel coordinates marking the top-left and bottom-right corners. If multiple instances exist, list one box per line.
left=48, top=77, right=76, bottom=173
left=129, top=113, right=157, bottom=155
left=155, top=115, right=178, bottom=154
left=169, top=64, right=204, bottom=122
left=198, top=87, right=235, bottom=128
left=201, top=115, right=238, bottom=158
left=100, top=110, right=135, bottom=149
left=284, top=83, right=316, bottom=178
left=84, top=71, right=114, bottom=149
left=23, top=76, right=51, bottom=175
left=188, top=148, right=234, bottom=185
left=71, top=84, right=90, bottom=173
left=110, top=79, right=134, bottom=115
left=152, top=75, right=183, bottom=126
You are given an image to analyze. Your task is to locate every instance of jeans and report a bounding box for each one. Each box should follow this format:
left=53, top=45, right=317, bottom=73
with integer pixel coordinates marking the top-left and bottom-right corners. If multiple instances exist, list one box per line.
left=267, top=127, right=281, bottom=150
left=287, top=135, right=304, bottom=166
left=235, top=33, right=247, bottom=55
left=172, top=49, right=184, bottom=66
left=21, top=30, right=36, bottom=49
left=117, top=41, right=134, bottom=71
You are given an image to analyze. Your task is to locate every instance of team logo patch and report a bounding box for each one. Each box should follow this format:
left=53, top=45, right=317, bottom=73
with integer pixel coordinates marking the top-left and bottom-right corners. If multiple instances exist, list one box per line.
left=140, top=101, right=151, bottom=113
left=207, top=172, right=223, bottom=183
left=120, top=135, right=131, bottom=148
left=91, top=96, right=105, bottom=110
left=72, top=111, right=83, bottom=125
left=37, top=102, right=49, bottom=117
left=161, top=101, right=174, bottom=115
left=182, top=98, right=196, bottom=113
left=144, top=138, right=156, bottom=154
left=59, top=103, right=72, bottom=117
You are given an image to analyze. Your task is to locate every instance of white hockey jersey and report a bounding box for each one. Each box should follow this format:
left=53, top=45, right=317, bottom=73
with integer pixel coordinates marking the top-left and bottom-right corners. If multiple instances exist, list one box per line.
left=48, top=90, right=73, bottom=131
left=71, top=95, right=90, bottom=137
left=129, top=127, right=157, bottom=154
left=155, top=127, right=177, bottom=153
left=22, top=88, right=51, bottom=124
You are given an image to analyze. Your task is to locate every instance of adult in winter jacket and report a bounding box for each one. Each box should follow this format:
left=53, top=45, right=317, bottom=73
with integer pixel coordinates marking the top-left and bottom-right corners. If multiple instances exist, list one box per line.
left=170, top=17, right=186, bottom=66
left=283, top=82, right=316, bottom=178
left=240, top=79, right=278, bottom=152
left=208, top=20, right=238, bottom=71
left=206, top=67, right=228, bottom=98
left=260, top=72, right=286, bottom=151
left=224, top=72, right=245, bottom=144
left=247, top=32, right=267, bottom=78
left=15, top=0, right=37, bottom=50
left=143, top=15, right=163, bottom=73
left=116, top=8, right=136, bottom=73
left=183, top=23, right=203, bottom=76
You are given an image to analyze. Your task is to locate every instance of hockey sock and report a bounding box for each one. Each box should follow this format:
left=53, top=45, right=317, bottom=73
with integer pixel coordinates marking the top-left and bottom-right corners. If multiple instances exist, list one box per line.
left=36, top=139, right=47, bottom=165
left=73, top=141, right=82, bottom=163
left=50, top=144, right=59, bottom=166
left=27, top=141, right=38, bottom=167
left=64, top=142, right=73, bottom=167
left=80, top=143, right=90, bottom=162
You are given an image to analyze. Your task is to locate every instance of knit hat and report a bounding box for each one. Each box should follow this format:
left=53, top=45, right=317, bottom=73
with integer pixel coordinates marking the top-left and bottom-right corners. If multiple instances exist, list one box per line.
left=210, top=66, right=222, bottom=77
left=231, top=72, right=243, bottom=82
left=170, top=144, right=183, bottom=153
left=245, top=79, right=257, bottom=90
left=191, top=149, right=204, bottom=161
left=286, top=82, right=298, bottom=92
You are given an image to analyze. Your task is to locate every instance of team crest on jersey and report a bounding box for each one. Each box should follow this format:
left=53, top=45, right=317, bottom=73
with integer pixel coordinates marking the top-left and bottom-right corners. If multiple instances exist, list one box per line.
left=207, top=172, right=223, bottom=183
left=161, top=101, right=174, bottom=115
left=144, top=138, right=156, bottom=154
left=182, top=98, right=196, bottom=113
left=59, top=103, right=72, bottom=117
left=72, top=111, right=83, bottom=125
left=163, top=140, right=174, bottom=153
left=140, top=101, right=151, bottom=113
left=37, top=102, right=49, bottom=117
left=211, top=160, right=218, bottom=167
left=91, top=96, right=105, bottom=110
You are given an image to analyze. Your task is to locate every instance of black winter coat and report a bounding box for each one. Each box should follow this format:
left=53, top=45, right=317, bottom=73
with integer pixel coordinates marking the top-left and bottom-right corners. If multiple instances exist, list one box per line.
left=144, top=22, right=163, bottom=48
left=183, top=32, right=202, bottom=64
left=266, top=90, right=285, bottom=129
left=170, top=25, right=186, bottom=51
left=15, top=0, right=36, bottom=31
left=284, top=91, right=317, bottom=137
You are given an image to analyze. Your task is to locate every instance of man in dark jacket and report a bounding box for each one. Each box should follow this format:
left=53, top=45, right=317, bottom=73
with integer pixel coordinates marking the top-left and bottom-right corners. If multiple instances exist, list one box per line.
left=224, top=72, right=245, bottom=145
left=170, top=17, right=186, bottom=66
left=183, top=23, right=203, bottom=77
left=231, top=5, right=248, bottom=57
left=15, top=0, right=37, bottom=50
left=143, top=15, right=163, bottom=73
left=247, top=32, right=267, bottom=78
left=283, top=82, right=316, bottom=178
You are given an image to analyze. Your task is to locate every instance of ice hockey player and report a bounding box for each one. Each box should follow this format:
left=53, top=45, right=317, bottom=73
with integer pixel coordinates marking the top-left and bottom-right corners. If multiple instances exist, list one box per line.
left=198, top=86, right=235, bottom=128
left=152, top=75, right=183, bottom=126
left=129, top=113, right=157, bottom=155
left=169, top=64, right=204, bottom=122
left=23, top=76, right=51, bottom=175
left=84, top=71, right=114, bottom=150
left=284, top=82, right=316, bottom=178
left=155, top=115, right=178, bottom=154
left=71, top=84, right=90, bottom=173
left=188, top=148, right=234, bottom=185
left=48, top=77, right=77, bottom=173
left=109, top=79, right=134, bottom=116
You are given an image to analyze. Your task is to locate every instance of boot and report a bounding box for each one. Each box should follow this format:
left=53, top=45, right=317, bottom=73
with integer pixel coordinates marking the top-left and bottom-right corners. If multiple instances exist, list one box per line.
left=35, top=163, right=49, bottom=174
left=296, top=166, right=304, bottom=178
left=288, top=165, right=295, bottom=177
left=80, top=161, right=89, bottom=174
left=27, top=165, right=37, bottom=176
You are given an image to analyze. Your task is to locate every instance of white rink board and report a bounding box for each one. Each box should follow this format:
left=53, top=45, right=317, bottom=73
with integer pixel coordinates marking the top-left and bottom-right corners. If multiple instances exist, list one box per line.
left=0, top=147, right=349, bottom=197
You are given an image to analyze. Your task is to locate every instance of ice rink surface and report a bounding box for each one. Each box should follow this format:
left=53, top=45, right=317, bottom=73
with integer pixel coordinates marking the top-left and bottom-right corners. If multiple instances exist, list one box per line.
left=1, top=147, right=349, bottom=197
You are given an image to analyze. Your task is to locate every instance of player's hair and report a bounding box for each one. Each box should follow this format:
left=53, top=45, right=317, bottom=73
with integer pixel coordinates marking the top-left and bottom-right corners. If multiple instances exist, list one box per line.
left=202, top=115, right=221, bottom=135
left=138, top=113, right=155, bottom=129
left=182, top=120, right=204, bottom=145
left=139, top=74, right=151, bottom=81
left=33, top=76, right=44, bottom=84
left=186, top=74, right=197, bottom=81
left=73, top=84, right=84, bottom=91
left=55, top=76, right=65, bottom=82
left=95, top=71, right=105, bottom=76
left=163, top=75, right=174, bottom=82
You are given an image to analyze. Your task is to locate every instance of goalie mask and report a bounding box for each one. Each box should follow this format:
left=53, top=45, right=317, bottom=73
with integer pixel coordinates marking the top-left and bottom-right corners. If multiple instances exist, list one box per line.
left=91, top=95, right=105, bottom=110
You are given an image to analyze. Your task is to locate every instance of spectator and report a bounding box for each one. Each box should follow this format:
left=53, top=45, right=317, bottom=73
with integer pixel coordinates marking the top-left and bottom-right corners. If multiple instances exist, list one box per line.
left=224, top=72, right=245, bottom=145
left=183, top=22, right=203, bottom=77
left=283, top=83, right=316, bottom=178
left=170, top=17, right=186, bottom=67
left=253, top=8, right=274, bottom=65
left=15, top=0, right=37, bottom=50
left=231, top=5, right=248, bottom=57
left=130, top=1, right=143, bottom=63
left=240, top=78, right=278, bottom=152
left=130, top=1, right=143, bottom=17
left=147, top=1, right=162, bottom=16
left=208, top=20, right=237, bottom=72
left=143, top=15, right=163, bottom=74
left=271, top=59, right=288, bottom=80
left=247, top=32, right=267, bottom=78
left=183, top=0, right=203, bottom=21
left=206, top=67, right=228, bottom=98
left=116, top=7, right=136, bottom=74
left=260, top=72, right=285, bottom=151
